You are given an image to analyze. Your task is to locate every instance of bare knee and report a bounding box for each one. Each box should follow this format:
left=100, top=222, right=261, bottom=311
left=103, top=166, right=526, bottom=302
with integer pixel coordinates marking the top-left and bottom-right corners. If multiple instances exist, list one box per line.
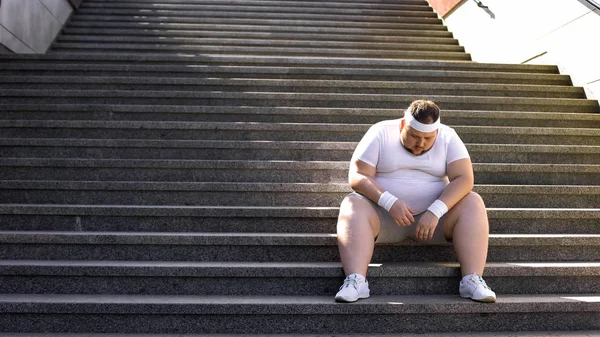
left=443, top=192, right=488, bottom=238
left=337, top=194, right=380, bottom=238
left=460, top=192, right=486, bottom=211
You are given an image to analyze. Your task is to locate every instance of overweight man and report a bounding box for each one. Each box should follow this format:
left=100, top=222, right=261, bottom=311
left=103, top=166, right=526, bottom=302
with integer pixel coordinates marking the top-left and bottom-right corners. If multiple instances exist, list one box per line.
left=335, top=99, right=496, bottom=303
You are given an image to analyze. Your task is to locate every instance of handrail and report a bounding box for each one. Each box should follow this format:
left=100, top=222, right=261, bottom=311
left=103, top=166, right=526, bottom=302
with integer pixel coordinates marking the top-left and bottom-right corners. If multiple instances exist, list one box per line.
left=585, top=0, right=600, bottom=10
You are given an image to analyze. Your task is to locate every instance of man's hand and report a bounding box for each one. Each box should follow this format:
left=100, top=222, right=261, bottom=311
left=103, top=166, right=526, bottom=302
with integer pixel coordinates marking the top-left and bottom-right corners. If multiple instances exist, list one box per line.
left=389, top=199, right=415, bottom=226
left=416, top=211, right=440, bottom=240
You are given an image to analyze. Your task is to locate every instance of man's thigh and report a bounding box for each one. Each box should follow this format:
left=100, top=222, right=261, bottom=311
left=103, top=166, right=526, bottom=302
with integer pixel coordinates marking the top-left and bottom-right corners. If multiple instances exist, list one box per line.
left=338, top=192, right=381, bottom=238
left=441, top=191, right=487, bottom=240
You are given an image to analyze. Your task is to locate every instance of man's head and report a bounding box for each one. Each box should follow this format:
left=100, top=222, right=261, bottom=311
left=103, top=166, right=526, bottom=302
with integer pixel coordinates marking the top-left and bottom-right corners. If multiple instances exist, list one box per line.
left=400, top=100, right=441, bottom=156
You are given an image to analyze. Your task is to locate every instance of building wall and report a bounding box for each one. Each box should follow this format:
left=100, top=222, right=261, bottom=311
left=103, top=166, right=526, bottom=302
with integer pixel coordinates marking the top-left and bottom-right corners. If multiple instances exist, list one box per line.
left=433, top=0, right=600, bottom=99
left=0, top=0, right=75, bottom=53
left=427, top=0, right=463, bottom=17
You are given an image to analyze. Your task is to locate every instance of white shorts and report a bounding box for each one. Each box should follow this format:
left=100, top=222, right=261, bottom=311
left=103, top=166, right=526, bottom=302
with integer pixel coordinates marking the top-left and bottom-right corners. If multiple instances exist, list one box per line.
left=348, top=192, right=450, bottom=245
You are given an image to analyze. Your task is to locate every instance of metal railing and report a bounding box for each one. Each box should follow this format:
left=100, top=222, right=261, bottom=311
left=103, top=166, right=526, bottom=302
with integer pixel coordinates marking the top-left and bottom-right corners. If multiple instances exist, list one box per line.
left=585, top=0, right=600, bottom=10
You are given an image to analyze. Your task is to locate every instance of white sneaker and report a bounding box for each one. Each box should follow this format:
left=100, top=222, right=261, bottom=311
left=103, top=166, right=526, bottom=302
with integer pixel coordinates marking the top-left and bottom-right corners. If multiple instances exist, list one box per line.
left=460, top=274, right=496, bottom=303
left=334, top=274, right=370, bottom=302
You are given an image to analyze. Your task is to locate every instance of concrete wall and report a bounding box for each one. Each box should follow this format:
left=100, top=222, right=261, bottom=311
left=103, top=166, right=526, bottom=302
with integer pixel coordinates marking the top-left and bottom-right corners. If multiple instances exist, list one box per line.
left=437, top=0, right=600, bottom=99
left=0, top=0, right=75, bottom=53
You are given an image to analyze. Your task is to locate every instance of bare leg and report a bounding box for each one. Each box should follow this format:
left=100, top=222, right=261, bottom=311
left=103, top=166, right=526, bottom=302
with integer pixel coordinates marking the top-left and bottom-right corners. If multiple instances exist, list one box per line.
left=337, top=195, right=381, bottom=277
left=442, top=192, right=489, bottom=276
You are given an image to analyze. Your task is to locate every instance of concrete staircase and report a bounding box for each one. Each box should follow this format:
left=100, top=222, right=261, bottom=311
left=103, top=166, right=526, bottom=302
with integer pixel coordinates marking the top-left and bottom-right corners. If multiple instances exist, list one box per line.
left=1, top=0, right=600, bottom=334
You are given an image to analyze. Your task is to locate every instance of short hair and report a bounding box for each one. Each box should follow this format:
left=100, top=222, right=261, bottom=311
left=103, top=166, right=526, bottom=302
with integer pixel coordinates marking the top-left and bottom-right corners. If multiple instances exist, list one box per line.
left=406, top=100, right=440, bottom=124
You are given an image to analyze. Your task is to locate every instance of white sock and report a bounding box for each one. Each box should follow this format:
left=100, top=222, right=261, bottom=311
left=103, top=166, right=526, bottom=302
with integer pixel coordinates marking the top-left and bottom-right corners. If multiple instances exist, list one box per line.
left=346, top=273, right=366, bottom=282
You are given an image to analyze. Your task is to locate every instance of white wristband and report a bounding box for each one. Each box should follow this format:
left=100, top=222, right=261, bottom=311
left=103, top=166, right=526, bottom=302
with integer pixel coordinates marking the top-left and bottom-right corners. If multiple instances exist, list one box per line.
left=377, top=191, right=398, bottom=212
left=427, top=199, right=448, bottom=219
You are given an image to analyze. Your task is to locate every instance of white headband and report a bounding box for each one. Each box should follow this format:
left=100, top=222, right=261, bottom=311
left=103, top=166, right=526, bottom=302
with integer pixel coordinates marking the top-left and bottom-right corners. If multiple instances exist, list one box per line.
left=404, top=111, right=440, bottom=132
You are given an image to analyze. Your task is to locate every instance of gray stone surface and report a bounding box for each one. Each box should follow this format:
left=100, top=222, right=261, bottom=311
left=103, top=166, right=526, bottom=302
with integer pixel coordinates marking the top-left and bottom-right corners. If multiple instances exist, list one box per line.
left=0, top=76, right=584, bottom=98
left=1, top=241, right=598, bottom=262
left=63, top=27, right=458, bottom=44
left=0, top=63, right=569, bottom=85
left=2, top=159, right=600, bottom=185
left=2, top=137, right=600, bottom=163
left=4, top=105, right=599, bottom=130
left=79, top=2, right=438, bottom=18
left=0, top=333, right=599, bottom=337
left=0, top=52, right=557, bottom=73
left=51, top=43, right=470, bottom=60
left=73, top=8, right=443, bottom=24
left=2, top=158, right=599, bottom=182
left=1, top=0, right=600, bottom=333
left=0, top=261, right=599, bottom=296
left=56, top=35, right=464, bottom=52
left=85, top=0, right=432, bottom=11
left=1, top=91, right=596, bottom=112
left=0, top=204, right=598, bottom=233
left=0, top=231, right=599, bottom=262
left=0, top=181, right=599, bottom=207
left=1, top=121, right=600, bottom=144
left=1, top=311, right=596, bottom=333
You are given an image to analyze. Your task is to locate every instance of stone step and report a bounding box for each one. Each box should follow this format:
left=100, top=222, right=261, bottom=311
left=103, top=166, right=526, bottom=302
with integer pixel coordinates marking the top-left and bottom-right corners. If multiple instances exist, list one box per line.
left=85, top=0, right=431, bottom=11
left=0, top=77, right=583, bottom=98
left=73, top=8, right=443, bottom=25
left=1, top=92, right=596, bottom=112
left=2, top=105, right=598, bottom=129
left=1, top=231, right=599, bottom=262
left=0, top=293, right=598, bottom=333
left=51, top=43, right=470, bottom=60
left=0, top=333, right=597, bottom=337
left=0, top=65, right=568, bottom=84
left=56, top=35, right=464, bottom=53
left=0, top=181, right=599, bottom=208
left=79, top=2, right=438, bottom=18
left=63, top=24, right=455, bottom=38
left=68, top=15, right=449, bottom=32
left=61, top=28, right=459, bottom=45
left=1, top=205, right=599, bottom=234
left=1, top=121, right=599, bottom=144
left=0, top=53, right=558, bottom=74
left=2, top=138, right=599, bottom=164
left=1, top=260, right=599, bottom=295
left=2, top=159, right=599, bottom=185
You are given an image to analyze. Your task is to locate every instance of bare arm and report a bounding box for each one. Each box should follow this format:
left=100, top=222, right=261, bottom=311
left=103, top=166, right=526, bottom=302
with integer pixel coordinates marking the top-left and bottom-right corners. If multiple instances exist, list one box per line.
left=438, top=157, right=475, bottom=209
left=348, top=158, right=384, bottom=203
left=415, top=157, right=474, bottom=240
left=348, top=158, right=415, bottom=225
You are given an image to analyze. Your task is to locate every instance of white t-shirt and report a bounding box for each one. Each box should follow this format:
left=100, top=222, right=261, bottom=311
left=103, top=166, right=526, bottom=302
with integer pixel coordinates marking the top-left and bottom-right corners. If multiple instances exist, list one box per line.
left=352, top=118, right=470, bottom=213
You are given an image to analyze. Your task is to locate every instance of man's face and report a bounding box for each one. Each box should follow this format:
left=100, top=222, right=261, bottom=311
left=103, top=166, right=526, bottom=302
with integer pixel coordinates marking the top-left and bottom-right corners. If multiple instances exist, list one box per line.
left=400, top=125, right=438, bottom=156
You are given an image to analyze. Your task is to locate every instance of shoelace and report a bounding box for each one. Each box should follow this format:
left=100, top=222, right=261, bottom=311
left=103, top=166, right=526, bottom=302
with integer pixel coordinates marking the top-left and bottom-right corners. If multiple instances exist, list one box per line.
left=340, top=277, right=360, bottom=290
left=470, top=275, right=492, bottom=290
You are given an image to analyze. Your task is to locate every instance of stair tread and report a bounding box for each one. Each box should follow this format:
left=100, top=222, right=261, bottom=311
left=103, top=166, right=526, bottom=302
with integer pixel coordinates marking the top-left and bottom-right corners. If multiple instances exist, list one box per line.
left=0, top=333, right=597, bottom=337
left=2, top=91, right=595, bottom=107
left=1, top=260, right=599, bottom=277
left=0, top=53, right=558, bottom=73
left=1, top=231, right=599, bottom=246
left=2, top=204, right=600, bottom=217
left=2, top=158, right=600, bottom=173
left=2, top=139, right=600, bottom=152
left=0, top=76, right=579, bottom=91
left=2, top=181, right=600, bottom=191
left=3, top=120, right=600, bottom=132
left=0, top=293, right=599, bottom=314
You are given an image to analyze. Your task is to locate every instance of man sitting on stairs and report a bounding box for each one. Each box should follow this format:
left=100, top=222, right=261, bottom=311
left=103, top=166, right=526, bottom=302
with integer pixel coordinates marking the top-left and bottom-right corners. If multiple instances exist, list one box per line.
left=335, top=99, right=496, bottom=303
